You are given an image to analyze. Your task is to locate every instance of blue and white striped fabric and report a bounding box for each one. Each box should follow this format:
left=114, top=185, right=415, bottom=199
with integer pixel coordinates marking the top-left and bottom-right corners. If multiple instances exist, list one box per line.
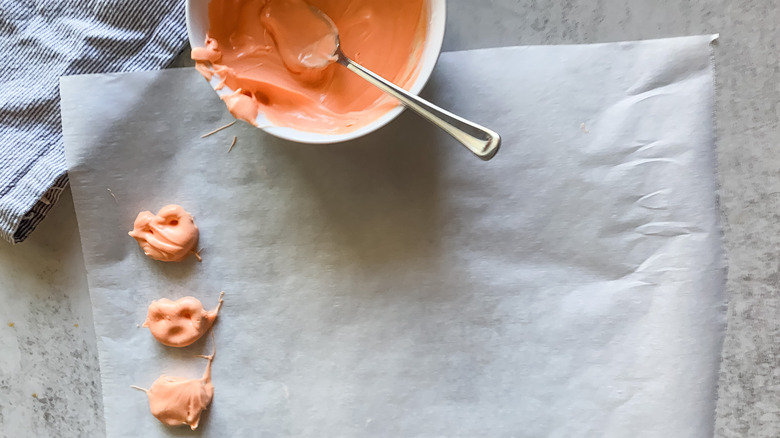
left=0, top=0, right=188, bottom=244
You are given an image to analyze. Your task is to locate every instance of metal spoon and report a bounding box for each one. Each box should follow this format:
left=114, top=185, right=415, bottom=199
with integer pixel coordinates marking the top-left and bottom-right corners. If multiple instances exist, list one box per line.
left=270, top=3, right=501, bottom=161
left=336, top=43, right=501, bottom=160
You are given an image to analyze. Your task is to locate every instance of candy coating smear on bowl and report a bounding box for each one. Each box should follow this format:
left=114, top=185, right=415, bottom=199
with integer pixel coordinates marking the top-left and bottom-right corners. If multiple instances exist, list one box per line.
left=191, top=0, right=428, bottom=134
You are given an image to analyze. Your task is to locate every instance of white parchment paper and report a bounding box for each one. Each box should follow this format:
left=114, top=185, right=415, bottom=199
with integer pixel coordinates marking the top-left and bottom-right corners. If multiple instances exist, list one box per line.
left=62, top=35, right=725, bottom=437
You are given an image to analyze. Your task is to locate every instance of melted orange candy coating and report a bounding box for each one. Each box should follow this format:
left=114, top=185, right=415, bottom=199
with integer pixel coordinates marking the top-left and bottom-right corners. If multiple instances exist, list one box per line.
left=128, top=205, right=199, bottom=262
left=192, top=0, right=428, bottom=133
left=259, top=0, right=339, bottom=73
left=133, top=348, right=216, bottom=430
left=143, top=293, right=224, bottom=348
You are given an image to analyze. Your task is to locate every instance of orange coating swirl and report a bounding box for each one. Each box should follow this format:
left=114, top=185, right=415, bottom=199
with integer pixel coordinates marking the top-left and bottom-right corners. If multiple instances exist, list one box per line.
left=133, top=346, right=216, bottom=430
left=142, top=293, right=223, bottom=348
left=128, top=205, right=199, bottom=262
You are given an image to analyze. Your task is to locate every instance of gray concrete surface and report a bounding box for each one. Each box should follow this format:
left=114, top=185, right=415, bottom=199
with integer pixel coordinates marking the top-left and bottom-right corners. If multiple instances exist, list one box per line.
left=2, top=0, right=779, bottom=436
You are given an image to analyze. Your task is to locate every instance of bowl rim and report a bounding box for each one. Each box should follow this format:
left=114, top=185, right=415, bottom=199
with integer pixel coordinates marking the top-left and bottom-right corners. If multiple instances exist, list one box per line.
left=185, top=0, right=447, bottom=144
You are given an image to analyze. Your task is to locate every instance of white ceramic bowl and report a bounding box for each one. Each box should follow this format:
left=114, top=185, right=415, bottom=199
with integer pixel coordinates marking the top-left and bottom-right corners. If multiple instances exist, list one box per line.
left=185, top=0, right=447, bottom=144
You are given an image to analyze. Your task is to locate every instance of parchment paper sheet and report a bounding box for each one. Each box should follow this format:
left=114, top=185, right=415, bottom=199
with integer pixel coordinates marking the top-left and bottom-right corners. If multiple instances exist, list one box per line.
left=62, top=35, right=725, bottom=437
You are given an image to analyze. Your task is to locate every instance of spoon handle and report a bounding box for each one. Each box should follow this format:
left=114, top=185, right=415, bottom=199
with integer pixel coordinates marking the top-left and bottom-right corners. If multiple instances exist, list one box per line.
left=338, top=54, right=501, bottom=161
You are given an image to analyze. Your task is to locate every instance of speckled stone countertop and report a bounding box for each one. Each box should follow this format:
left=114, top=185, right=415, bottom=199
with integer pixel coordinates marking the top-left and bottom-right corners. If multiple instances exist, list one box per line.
left=1, top=1, right=778, bottom=437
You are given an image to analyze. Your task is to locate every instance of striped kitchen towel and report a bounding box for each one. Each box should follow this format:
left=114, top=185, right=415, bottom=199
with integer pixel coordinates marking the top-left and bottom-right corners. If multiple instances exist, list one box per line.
left=0, top=0, right=188, bottom=244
